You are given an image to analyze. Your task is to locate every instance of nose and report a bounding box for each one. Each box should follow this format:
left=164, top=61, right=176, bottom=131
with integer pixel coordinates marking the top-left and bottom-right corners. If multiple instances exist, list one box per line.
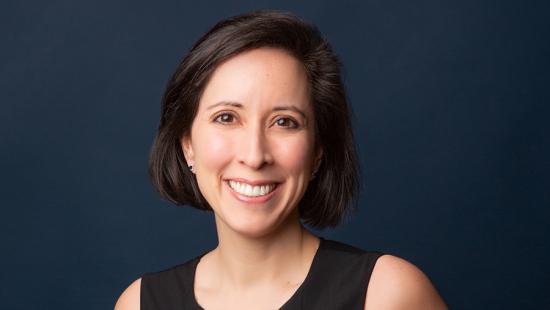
left=237, top=124, right=273, bottom=169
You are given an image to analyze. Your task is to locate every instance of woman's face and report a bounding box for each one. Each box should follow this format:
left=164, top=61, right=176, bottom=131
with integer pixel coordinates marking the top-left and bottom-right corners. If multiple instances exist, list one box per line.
left=181, top=47, right=321, bottom=238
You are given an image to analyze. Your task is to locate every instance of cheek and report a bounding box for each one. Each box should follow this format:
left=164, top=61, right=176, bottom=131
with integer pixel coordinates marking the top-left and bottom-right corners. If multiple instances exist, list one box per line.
left=194, top=129, right=233, bottom=170
left=272, top=135, right=314, bottom=172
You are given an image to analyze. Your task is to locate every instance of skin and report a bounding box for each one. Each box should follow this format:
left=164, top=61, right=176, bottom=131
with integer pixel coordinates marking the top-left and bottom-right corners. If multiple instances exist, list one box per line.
left=115, top=47, right=447, bottom=310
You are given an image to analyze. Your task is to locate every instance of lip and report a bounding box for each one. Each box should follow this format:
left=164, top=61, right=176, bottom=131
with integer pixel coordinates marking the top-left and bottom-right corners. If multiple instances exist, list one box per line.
left=224, top=178, right=280, bottom=186
left=224, top=180, right=280, bottom=204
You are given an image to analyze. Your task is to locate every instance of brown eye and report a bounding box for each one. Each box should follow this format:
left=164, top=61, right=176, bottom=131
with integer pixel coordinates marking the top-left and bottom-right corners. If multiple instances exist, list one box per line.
left=275, top=117, right=299, bottom=129
left=214, top=113, right=235, bottom=124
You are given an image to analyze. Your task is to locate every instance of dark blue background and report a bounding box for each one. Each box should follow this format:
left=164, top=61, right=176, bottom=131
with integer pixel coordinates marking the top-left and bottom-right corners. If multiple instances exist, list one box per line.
left=1, top=0, right=549, bottom=309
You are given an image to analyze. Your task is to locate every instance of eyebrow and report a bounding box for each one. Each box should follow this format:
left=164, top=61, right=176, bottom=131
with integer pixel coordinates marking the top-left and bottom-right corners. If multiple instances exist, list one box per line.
left=207, top=101, right=307, bottom=119
left=206, top=101, right=243, bottom=110
left=273, top=105, right=307, bottom=119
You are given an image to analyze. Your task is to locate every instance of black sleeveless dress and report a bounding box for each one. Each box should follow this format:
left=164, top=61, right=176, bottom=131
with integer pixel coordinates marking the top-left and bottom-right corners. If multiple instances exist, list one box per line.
left=141, top=237, right=384, bottom=309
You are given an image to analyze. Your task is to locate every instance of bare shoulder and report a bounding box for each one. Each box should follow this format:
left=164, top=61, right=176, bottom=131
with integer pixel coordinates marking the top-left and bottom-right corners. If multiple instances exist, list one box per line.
left=114, top=277, right=141, bottom=310
left=364, top=255, right=447, bottom=310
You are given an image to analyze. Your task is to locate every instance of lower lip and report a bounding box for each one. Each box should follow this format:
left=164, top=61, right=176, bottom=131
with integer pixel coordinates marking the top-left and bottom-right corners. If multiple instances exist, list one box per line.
left=225, top=181, right=280, bottom=204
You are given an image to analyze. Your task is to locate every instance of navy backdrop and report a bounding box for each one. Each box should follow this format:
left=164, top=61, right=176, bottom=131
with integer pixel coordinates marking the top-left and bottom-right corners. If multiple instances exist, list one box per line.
left=1, top=0, right=549, bottom=309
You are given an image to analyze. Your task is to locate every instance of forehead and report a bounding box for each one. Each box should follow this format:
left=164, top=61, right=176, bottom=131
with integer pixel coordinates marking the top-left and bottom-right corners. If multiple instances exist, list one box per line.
left=198, top=47, right=311, bottom=111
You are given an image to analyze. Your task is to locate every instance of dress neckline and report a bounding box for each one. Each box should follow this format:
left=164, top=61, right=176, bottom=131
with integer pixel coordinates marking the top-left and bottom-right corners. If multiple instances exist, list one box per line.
left=190, top=237, right=325, bottom=309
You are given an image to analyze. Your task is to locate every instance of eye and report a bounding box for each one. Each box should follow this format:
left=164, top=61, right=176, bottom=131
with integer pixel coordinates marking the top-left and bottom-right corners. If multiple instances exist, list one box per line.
left=213, top=112, right=236, bottom=124
left=275, top=117, right=299, bottom=129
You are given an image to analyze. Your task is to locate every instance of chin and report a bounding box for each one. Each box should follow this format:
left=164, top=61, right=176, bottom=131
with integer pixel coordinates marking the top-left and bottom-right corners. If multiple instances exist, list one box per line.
left=221, top=211, right=285, bottom=239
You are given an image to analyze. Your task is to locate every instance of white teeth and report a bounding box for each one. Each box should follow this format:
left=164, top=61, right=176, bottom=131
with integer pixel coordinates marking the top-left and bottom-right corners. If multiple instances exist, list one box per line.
left=228, top=180, right=276, bottom=197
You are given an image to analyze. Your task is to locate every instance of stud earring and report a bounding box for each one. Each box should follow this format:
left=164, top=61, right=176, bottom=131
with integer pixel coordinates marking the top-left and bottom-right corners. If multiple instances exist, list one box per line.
left=188, top=165, right=195, bottom=174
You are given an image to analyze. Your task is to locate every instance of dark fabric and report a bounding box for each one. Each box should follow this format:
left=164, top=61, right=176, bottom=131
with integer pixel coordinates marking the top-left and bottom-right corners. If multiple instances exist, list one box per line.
left=141, top=237, right=384, bottom=310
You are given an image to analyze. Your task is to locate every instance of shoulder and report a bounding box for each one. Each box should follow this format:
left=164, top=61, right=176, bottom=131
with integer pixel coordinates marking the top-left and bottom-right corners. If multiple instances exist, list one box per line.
left=114, top=277, right=141, bottom=310
left=364, top=255, right=447, bottom=310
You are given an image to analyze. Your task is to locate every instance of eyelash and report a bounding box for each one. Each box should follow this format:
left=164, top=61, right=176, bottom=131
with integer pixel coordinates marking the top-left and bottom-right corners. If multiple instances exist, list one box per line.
left=213, top=112, right=300, bottom=129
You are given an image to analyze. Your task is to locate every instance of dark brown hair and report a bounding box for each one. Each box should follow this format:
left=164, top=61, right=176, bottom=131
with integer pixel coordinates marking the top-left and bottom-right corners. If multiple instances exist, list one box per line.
left=149, top=10, right=359, bottom=229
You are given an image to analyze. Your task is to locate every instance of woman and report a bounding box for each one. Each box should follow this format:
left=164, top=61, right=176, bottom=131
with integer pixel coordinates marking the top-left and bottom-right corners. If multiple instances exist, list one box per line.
left=116, top=10, right=446, bottom=310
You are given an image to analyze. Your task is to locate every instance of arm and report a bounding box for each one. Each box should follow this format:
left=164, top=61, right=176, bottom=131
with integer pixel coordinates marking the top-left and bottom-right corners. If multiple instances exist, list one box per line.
left=114, top=278, right=141, bottom=310
left=364, top=255, right=447, bottom=310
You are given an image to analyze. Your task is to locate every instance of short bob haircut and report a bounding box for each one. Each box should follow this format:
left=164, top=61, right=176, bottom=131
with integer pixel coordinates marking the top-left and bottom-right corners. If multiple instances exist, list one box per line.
left=149, top=10, right=359, bottom=229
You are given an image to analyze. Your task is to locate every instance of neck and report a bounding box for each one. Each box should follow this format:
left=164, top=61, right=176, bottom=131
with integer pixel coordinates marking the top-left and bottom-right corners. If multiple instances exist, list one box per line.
left=211, top=210, right=319, bottom=290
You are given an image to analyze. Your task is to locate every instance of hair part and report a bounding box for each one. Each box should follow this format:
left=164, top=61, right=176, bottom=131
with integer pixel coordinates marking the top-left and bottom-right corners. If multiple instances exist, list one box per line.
left=149, top=10, right=360, bottom=229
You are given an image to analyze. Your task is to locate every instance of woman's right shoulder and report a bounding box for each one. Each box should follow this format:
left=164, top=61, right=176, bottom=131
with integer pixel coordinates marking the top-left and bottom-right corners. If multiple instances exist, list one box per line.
left=114, top=277, right=142, bottom=310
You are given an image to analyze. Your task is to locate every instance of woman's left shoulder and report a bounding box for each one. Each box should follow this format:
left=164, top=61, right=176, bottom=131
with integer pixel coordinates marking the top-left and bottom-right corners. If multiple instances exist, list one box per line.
left=364, top=254, right=447, bottom=310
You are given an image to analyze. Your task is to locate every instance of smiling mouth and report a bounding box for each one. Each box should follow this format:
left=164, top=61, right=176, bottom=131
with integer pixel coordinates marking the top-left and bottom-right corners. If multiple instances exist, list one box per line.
left=227, top=180, right=278, bottom=197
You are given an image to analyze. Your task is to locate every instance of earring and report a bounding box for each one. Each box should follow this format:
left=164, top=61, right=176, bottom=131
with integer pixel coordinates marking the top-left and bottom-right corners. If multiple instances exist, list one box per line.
left=188, top=165, right=195, bottom=174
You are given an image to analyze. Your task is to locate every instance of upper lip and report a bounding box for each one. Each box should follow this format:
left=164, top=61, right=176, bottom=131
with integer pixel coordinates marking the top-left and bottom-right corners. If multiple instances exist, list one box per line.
left=225, top=178, right=280, bottom=186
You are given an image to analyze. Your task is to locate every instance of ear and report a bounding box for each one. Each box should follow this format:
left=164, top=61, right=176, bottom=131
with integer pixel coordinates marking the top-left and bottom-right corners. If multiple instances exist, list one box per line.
left=180, top=135, right=195, bottom=165
left=313, top=147, right=323, bottom=172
